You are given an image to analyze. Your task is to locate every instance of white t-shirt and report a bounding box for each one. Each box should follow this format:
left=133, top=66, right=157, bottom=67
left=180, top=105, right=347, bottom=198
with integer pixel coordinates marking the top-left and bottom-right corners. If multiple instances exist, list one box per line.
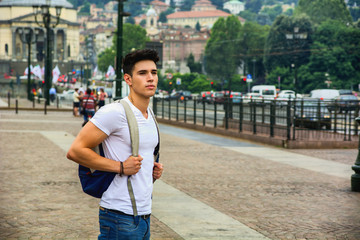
left=90, top=97, right=158, bottom=215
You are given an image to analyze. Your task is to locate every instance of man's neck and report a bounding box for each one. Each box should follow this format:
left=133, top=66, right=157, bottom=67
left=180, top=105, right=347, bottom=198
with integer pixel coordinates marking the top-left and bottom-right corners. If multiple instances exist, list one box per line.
left=128, top=94, right=150, bottom=117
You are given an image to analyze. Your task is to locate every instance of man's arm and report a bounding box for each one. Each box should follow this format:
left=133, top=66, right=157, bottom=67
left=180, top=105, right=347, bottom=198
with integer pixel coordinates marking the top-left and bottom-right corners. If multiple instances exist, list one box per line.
left=67, top=121, right=120, bottom=172
left=67, top=121, right=143, bottom=175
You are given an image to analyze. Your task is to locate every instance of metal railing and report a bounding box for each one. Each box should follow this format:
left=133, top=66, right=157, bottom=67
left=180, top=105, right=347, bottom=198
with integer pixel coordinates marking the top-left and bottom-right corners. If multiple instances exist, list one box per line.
left=153, top=97, right=360, bottom=142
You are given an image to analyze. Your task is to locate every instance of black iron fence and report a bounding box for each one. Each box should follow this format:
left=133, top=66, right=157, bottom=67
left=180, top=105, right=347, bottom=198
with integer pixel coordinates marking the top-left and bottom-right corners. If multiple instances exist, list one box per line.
left=153, top=97, right=360, bottom=142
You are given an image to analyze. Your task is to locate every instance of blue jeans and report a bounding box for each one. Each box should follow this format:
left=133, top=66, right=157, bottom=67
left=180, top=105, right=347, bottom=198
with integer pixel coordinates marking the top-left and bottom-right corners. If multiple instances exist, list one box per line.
left=98, top=208, right=151, bottom=240
left=83, top=109, right=95, bottom=122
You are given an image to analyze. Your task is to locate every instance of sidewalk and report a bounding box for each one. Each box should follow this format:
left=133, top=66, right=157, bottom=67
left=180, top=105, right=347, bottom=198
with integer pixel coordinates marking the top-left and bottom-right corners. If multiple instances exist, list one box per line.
left=1, top=105, right=360, bottom=239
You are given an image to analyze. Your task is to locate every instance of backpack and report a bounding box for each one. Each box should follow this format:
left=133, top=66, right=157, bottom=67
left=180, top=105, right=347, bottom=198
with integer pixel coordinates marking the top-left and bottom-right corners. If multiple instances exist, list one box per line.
left=78, top=99, right=160, bottom=203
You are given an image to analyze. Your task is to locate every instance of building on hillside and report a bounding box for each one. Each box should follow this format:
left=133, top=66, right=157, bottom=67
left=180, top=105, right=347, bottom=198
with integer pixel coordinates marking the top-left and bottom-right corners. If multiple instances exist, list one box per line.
left=148, top=26, right=210, bottom=73
left=105, top=1, right=118, bottom=11
left=150, top=0, right=169, bottom=14
left=165, top=0, right=184, bottom=7
left=90, top=4, right=103, bottom=17
left=192, top=0, right=217, bottom=11
left=85, top=17, right=114, bottom=29
left=224, top=0, right=245, bottom=15
left=0, top=0, right=80, bottom=83
left=167, top=9, right=239, bottom=29
left=146, top=7, right=160, bottom=36
left=166, top=0, right=245, bottom=29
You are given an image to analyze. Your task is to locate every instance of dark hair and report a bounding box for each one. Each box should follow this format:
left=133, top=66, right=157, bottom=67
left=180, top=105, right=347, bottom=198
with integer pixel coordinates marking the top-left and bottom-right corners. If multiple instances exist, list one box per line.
left=122, top=49, right=159, bottom=76
left=86, top=88, right=91, bottom=94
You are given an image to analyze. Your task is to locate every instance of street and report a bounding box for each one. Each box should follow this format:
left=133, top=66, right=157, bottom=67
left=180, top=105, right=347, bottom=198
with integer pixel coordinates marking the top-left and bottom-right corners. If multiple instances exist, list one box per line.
left=0, top=106, right=360, bottom=239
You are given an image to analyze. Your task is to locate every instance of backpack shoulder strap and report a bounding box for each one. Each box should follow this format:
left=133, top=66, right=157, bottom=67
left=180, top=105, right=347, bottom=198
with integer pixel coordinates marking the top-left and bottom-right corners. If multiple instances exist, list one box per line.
left=149, top=107, right=160, bottom=162
left=119, top=99, right=139, bottom=216
left=120, top=99, right=139, bottom=157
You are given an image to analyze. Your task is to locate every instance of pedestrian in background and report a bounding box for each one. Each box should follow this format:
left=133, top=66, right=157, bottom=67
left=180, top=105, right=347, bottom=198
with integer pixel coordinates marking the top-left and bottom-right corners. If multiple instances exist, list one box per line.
left=73, top=88, right=80, bottom=117
left=67, top=49, right=163, bottom=239
left=49, top=86, right=56, bottom=103
left=97, top=88, right=108, bottom=109
left=81, top=88, right=96, bottom=127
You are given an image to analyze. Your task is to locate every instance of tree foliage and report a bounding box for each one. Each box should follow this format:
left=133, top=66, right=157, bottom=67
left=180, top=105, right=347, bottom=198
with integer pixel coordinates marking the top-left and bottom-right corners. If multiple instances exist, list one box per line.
left=264, top=15, right=313, bottom=73
left=295, top=0, right=353, bottom=25
left=97, top=24, right=148, bottom=72
left=205, top=15, right=242, bottom=89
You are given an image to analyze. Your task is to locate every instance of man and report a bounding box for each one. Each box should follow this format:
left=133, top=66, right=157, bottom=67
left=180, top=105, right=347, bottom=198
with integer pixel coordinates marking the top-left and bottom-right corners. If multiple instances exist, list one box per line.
left=73, top=88, right=80, bottom=116
left=81, top=88, right=97, bottom=127
left=67, top=49, right=163, bottom=240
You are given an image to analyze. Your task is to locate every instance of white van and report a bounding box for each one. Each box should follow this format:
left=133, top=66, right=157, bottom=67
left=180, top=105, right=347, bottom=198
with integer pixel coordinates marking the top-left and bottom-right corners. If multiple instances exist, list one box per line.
left=309, top=89, right=339, bottom=100
left=251, top=85, right=277, bottom=100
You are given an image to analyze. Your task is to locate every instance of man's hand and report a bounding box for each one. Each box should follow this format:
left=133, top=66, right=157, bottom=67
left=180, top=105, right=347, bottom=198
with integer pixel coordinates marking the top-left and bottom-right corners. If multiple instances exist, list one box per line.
left=153, top=162, right=163, bottom=180
left=123, top=155, right=143, bottom=175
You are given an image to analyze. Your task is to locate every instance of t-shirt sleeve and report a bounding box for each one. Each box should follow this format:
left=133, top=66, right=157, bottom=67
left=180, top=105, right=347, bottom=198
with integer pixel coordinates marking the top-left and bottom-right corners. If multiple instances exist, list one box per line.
left=90, top=103, right=124, bottom=136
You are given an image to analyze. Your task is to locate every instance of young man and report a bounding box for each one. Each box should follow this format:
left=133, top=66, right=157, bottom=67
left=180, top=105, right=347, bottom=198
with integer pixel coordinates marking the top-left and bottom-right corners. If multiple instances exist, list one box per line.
left=67, top=49, right=163, bottom=239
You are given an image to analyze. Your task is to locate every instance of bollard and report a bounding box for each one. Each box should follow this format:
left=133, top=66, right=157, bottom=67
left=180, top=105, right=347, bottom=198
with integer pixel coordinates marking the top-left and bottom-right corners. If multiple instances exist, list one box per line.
left=7, top=91, right=10, bottom=108
left=15, top=99, right=18, bottom=114
left=44, top=100, right=47, bottom=115
left=351, top=117, right=360, bottom=191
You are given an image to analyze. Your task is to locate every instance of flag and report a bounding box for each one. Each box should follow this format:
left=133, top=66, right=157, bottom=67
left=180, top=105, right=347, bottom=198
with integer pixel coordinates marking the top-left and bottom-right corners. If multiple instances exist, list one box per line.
left=24, top=65, right=34, bottom=75
left=32, top=65, right=43, bottom=80
left=106, top=65, right=115, bottom=78
left=52, top=65, right=61, bottom=83
left=93, top=66, right=98, bottom=77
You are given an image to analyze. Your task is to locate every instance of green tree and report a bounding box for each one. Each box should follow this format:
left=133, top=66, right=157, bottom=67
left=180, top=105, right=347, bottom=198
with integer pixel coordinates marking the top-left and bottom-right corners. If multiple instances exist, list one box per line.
left=295, top=0, right=353, bottom=25
left=264, top=15, right=313, bottom=74
left=239, top=21, right=270, bottom=84
left=97, top=47, right=116, bottom=73
left=98, top=24, right=148, bottom=72
left=187, top=53, right=202, bottom=73
left=245, top=0, right=263, bottom=13
left=113, top=23, right=149, bottom=56
left=205, top=15, right=242, bottom=90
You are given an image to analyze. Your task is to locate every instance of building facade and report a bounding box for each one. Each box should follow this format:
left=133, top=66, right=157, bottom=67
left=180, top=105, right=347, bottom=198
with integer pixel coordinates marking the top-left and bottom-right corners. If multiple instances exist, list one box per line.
left=0, top=0, right=80, bottom=80
left=224, top=0, right=245, bottom=15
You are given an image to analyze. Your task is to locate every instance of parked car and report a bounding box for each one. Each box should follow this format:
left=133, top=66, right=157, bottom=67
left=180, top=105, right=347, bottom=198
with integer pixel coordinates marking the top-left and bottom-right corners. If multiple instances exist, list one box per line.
left=198, top=91, right=213, bottom=103
left=58, top=89, right=75, bottom=101
left=165, top=90, right=192, bottom=102
left=242, top=93, right=263, bottom=103
left=309, top=89, right=339, bottom=100
left=294, top=100, right=331, bottom=130
left=327, top=95, right=359, bottom=113
left=277, top=90, right=296, bottom=100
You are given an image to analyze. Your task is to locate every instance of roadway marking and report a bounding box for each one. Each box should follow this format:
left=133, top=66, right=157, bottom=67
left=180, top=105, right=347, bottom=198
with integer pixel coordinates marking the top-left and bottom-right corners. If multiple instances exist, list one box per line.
left=2, top=129, right=269, bottom=239
left=224, top=146, right=352, bottom=179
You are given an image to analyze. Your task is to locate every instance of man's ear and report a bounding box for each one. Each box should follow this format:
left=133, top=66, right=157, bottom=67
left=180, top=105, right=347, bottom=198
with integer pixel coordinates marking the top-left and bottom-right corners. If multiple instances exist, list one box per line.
left=124, top=73, right=132, bottom=86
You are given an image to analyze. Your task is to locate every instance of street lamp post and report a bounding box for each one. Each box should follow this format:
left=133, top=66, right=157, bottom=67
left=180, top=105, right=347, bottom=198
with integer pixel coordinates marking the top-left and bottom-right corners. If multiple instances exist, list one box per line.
left=20, top=28, right=37, bottom=101
left=285, top=27, right=308, bottom=95
left=114, top=0, right=130, bottom=100
left=33, top=0, right=62, bottom=105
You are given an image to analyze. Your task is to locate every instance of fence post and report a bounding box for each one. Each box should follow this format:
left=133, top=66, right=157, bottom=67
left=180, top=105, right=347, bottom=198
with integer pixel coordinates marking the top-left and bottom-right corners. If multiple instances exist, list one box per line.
left=225, top=97, right=229, bottom=129
left=168, top=99, right=171, bottom=120
left=184, top=99, right=187, bottom=123
left=214, top=102, right=217, bottom=128
left=193, top=99, right=196, bottom=125
left=286, top=100, right=291, bottom=140
left=153, top=97, right=157, bottom=115
left=253, top=101, right=257, bottom=134
left=176, top=98, right=179, bottom=121
left=203, top=100, right=206, bottom=126
left=239, top=100, right=243, bottom=132
left=161, top=98, right=164, bottom=119
left=270, top=101, right=275, bottom=137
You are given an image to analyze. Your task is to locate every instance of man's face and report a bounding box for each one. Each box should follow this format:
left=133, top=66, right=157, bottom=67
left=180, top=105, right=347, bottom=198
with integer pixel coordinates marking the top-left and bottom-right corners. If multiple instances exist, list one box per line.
left=125, top=60, right=158, bottom=98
